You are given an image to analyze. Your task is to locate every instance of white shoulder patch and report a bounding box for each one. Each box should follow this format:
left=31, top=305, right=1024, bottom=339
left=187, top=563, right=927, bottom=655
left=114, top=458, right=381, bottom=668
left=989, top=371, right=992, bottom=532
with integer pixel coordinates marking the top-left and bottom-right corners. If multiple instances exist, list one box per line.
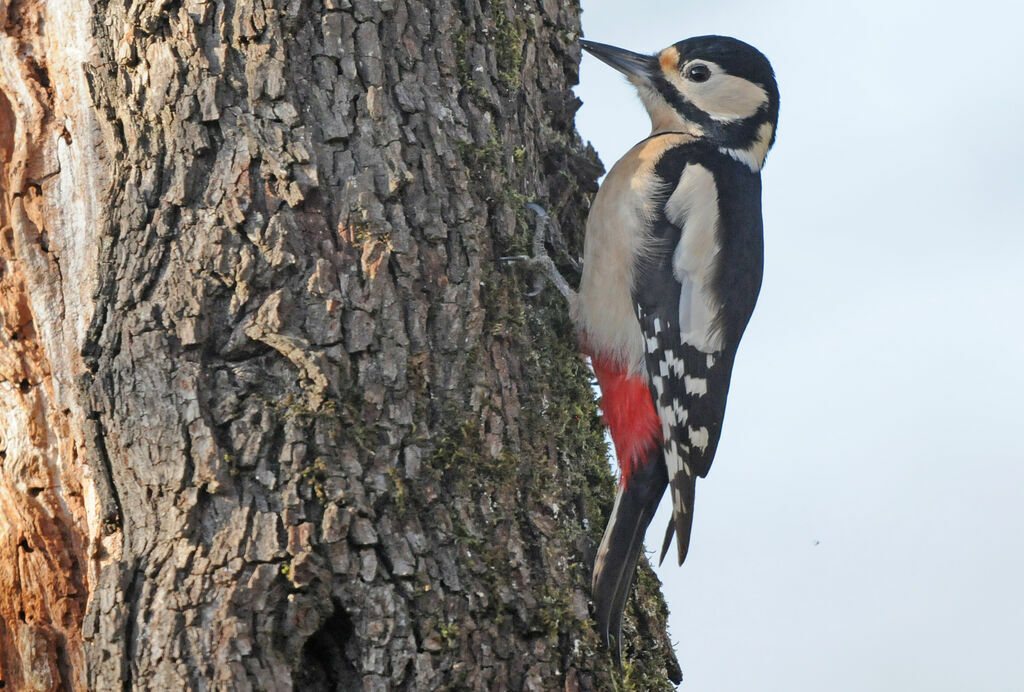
left=665, top=164, right=723, bottom=352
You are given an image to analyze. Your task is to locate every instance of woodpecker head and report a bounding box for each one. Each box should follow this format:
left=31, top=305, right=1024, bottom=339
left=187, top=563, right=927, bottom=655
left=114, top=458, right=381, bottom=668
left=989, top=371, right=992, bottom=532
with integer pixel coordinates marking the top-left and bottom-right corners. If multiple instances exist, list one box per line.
left=581, top=36, right=779, bottom=169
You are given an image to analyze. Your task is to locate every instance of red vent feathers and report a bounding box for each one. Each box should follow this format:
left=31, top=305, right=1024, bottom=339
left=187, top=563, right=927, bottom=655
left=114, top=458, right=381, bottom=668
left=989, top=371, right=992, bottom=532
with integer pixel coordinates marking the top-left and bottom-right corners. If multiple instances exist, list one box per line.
left=589, top=353, right=662, bottom=485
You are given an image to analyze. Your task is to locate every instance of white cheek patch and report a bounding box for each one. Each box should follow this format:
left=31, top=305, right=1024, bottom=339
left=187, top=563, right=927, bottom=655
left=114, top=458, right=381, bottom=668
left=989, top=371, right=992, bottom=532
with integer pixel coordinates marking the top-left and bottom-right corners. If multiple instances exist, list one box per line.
left=688, top=73, right=768, bottom=122
left=665, top=164, right=723, bottom=353
left=664, top=60, right=769, bottom=123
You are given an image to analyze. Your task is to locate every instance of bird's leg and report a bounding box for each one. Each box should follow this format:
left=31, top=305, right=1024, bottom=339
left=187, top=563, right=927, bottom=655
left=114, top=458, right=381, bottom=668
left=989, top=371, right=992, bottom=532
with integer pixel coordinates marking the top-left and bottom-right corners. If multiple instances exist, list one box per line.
left=501, top=203, right=578, bottom=302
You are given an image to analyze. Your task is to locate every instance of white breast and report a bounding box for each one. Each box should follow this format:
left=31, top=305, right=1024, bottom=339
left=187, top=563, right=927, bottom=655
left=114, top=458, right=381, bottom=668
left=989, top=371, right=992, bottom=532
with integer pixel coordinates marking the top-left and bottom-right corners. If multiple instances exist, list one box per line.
left=577, top=133, right=696, bottom=374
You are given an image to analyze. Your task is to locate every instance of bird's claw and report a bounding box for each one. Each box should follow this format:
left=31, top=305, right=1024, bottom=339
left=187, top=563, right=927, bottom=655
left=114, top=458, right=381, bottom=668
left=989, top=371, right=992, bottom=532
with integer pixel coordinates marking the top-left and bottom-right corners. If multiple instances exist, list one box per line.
left=497, top=254, right=552, bottom=296
left=500, top=203, right=576, bottom=301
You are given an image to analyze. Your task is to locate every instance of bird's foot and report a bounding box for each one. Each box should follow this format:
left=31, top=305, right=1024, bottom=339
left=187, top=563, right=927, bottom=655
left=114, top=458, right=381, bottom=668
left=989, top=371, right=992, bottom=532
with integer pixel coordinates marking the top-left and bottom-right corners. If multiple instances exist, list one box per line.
left=500, top=203, right=577, bottom=300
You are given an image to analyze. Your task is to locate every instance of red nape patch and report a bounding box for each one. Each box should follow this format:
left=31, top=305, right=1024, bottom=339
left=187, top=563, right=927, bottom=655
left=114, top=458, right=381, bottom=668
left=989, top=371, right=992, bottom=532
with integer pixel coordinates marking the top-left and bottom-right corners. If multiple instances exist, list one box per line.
left=589, top=352, right=662, bottom=485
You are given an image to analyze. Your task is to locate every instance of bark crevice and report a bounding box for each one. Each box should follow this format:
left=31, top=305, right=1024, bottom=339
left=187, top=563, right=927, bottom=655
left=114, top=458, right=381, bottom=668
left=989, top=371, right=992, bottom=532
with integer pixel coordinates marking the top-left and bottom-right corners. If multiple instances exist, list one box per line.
left=296, top=601, right=358, bottom=689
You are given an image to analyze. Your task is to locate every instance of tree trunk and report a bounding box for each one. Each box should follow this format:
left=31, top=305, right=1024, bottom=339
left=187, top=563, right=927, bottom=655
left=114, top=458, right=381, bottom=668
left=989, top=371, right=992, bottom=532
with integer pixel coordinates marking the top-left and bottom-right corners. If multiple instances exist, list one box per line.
left=0, top=0, right=680, bottom=689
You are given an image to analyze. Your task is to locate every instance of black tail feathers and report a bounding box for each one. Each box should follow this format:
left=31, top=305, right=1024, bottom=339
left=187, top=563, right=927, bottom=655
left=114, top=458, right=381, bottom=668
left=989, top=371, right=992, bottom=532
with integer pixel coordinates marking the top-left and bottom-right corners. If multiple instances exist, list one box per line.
left=659, top=471, right=696, bottom=566
left=591, top=454, right=668, bottom=665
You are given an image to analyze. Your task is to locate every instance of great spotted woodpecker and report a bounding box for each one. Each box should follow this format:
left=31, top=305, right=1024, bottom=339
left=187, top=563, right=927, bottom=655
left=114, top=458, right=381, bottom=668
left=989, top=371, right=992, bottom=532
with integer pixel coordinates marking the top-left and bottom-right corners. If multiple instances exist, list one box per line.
left=510, top=36, right=779, bottom=661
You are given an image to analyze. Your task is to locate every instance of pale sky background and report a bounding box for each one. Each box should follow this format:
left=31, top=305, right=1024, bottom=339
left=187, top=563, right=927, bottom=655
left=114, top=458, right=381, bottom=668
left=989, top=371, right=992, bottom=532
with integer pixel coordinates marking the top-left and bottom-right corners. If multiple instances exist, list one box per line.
left=574, top=1, right=1024, bottom=690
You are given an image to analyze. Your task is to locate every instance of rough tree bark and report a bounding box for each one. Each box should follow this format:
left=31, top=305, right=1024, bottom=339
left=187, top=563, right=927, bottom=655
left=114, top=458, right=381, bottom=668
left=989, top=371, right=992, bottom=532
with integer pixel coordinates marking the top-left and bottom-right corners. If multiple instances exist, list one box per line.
left=0, top=0, right=681, bottom=689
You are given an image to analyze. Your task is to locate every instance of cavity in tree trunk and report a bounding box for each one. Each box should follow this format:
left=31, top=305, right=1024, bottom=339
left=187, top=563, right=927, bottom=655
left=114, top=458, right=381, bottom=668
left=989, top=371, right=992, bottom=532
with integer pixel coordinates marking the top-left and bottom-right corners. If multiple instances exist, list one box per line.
left=0, top=0, right=681, bottom=689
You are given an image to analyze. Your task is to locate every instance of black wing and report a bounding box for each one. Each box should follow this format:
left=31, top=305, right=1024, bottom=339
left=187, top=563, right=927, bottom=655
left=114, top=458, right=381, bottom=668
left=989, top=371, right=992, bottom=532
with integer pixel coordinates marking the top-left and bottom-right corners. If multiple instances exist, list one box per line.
left=632, top=149, right=760, bottom=565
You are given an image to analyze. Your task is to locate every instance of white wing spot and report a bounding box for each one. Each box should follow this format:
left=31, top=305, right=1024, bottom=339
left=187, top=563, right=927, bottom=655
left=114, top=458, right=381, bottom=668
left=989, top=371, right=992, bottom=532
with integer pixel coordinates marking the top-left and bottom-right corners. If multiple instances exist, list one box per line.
left=665, top=436, right=684, bottom=468
left=684, top=375, right=707, bottom=396
left=659, top=360, right=670, bottom=377
left=683, top=462, right=692, bottom=478
left=707, top=354, right=715, bottom=368
left=688, top=426, right=710, bottom=452
left=646, top=335, right=659, bottom=353
left=658, top=406, right=673, bottom=440
left=653, top=317, right=661, bottom=333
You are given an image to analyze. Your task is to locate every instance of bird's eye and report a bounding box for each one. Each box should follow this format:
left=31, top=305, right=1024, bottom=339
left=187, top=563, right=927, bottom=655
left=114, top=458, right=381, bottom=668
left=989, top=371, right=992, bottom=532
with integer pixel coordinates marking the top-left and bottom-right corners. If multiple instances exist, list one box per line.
left=687, top=64, right=711, bottom=82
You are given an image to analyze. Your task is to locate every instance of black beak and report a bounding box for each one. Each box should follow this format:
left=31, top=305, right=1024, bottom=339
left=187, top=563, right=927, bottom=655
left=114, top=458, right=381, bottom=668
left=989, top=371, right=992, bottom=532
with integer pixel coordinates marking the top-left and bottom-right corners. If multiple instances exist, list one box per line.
left=580, top=40, right=655, bottom=81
